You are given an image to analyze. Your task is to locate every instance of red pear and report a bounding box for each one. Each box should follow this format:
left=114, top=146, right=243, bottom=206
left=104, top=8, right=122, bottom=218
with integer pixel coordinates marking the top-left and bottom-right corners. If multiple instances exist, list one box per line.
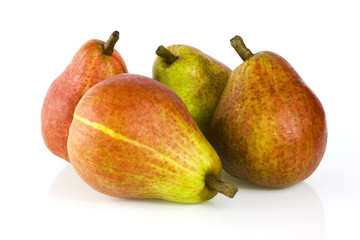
left=41, top=31, right=127, bottom=161
left=209, top=36, right=327, bottom=188
left=67, top=74, right=237, bottom=203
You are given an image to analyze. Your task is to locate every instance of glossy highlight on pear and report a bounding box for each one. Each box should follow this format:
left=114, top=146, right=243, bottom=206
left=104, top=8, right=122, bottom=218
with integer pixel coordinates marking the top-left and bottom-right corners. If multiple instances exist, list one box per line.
left=209, top=35, right=327, bottom=188
left=67, top=73, right=237, bottom=203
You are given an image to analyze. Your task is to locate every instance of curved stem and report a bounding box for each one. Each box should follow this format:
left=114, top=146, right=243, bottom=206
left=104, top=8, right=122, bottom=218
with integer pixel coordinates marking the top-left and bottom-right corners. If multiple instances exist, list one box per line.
left=205, top=174, right=238, bottom=198
left=103, top=31, right=119, bottom=55
left=155, top=45, right=178, bottom=64
left=230, top=35, right=254, bottom=61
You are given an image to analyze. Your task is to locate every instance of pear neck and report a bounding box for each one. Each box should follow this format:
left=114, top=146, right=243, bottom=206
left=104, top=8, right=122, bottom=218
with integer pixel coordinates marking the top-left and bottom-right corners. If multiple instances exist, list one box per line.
left=230, top=35, right=254, bottom=61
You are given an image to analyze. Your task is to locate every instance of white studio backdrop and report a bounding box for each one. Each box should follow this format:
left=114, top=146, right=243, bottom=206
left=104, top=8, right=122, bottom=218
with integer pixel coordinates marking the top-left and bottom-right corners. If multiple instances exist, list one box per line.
left=0, top=1, right=359, bottom=240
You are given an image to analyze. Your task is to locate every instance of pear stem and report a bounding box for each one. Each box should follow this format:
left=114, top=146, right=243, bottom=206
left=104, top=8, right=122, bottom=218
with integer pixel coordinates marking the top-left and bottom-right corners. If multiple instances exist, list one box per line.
left=205, top=174, right=238, bottom=198
left=230, top=35, right=254, bottom=61
left=103, top=31, right=119, bottom=55
left=155, top=45, right=178, bottom=64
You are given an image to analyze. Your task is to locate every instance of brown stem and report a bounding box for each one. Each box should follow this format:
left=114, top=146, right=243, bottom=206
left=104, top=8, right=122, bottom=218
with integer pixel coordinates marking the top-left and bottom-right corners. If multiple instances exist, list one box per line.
left=230, top=35, right=254, bottom=61
left=205, top=174, right=238, bottom=198
left=103, top=31, right=119, bottom=55
left=155, top=45, right=178, bottom=64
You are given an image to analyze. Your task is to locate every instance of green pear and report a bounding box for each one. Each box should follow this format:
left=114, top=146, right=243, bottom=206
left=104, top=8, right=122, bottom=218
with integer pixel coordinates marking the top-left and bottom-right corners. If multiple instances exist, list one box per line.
left=152, top=45, right=231, bottom=137
left=209, top=36, right=327, bottom=188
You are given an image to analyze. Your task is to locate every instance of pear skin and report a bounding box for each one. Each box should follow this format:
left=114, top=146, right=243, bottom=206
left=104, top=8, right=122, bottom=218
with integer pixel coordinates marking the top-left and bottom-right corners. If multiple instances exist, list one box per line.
left=41, top=31, right=127, bottom=161
left=210, top=36, right=327, bottom=188
left=67, top=74, right=237, bottom=203
left=152, top=45, right=231, bottom=137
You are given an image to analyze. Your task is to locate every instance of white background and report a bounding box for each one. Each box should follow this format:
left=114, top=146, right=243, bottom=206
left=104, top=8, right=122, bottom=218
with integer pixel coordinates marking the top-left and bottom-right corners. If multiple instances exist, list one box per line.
left=1, top=0, right=359, bottom=239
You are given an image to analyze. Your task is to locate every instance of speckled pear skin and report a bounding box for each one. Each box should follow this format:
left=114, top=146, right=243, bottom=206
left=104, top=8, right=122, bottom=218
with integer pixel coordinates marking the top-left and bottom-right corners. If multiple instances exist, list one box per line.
left=152, top=45, right=231, bottom=137
left=209, top=51, right=327, bottom=188
left=41, top=38, right=127, bottom=162
left=67, top=74, right=223, bottom=203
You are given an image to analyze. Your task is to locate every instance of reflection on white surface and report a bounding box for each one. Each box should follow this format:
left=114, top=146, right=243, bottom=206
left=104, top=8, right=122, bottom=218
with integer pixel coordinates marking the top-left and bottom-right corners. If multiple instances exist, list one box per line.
left=49, top=164, right=111, bottom=202
left=49, top=166, right=325, bottom=240
left=220, top=171, right=325, bottom=239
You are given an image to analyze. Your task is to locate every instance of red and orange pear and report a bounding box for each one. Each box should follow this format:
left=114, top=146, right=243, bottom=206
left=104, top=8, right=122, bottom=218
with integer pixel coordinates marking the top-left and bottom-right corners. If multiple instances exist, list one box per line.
left=41, top=31, right=127, bottom=161
left=67, top=74, right=237, bottom=203
left=209, top=36, right=327, bottom=188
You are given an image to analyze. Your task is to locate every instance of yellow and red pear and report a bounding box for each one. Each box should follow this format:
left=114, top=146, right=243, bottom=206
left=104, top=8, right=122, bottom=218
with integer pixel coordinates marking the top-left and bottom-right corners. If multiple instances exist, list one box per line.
left=67, top=73, right=237, bottom=203
left=41, top=31, right=127, bottom=161
left=209, top=36, right=327, bottom=188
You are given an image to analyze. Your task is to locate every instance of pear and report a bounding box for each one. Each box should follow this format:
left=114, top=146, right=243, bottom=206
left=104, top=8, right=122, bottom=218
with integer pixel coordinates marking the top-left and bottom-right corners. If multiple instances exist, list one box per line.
left=67, top=73, right=238, bottom=203
left=209, top=36, right=327, bottom=188
left=41, top=31, right=127, bottom=161
left=152, top=45, right=231, bottom=137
